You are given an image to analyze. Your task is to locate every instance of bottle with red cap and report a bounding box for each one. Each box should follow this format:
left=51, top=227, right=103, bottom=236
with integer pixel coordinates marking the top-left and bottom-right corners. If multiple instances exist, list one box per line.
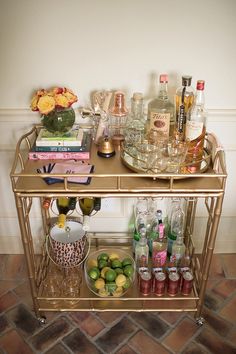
left=146, top=74, right=175, bottom=140
left=185, top=80, right=207, bottom=172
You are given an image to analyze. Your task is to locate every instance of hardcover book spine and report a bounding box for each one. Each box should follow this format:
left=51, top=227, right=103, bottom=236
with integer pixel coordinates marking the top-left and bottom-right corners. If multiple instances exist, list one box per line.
left=34, top=145, right=86, bottom=152
left=28, top=151, right=90, bottom=160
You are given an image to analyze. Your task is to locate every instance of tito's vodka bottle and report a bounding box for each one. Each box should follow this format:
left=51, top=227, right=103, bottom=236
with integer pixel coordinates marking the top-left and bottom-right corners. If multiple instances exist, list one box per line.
left=175, top=76, right=195, bottom=141
left=185, top=80, right=207, bottom=172
left=147, top=74, right=175, bottom=139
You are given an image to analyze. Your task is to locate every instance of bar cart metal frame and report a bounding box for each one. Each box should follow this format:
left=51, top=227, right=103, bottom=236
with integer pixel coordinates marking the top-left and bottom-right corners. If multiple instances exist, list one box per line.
left=10, top=125, right=227, bottom=325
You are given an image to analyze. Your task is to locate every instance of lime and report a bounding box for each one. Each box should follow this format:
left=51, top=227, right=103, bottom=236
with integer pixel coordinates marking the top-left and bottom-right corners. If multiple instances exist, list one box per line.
left=94, top=278, right=105, bottom=290
left=100, top=266, right=111, bottom=279
left=122, top=257, right=133, bottom=267
left=88, top=267, right=100, bottom=280
left=105, top=282, right=117, bottom=293
left=111, top=259, right=123, bottom=269
left=123, top=264, right=134, bottom=278
left=115, top=274, right=127, bottom=287
left=123, top=277, right=131, bottom=290
left=114, top=267, right=123, bottom=275
left=98, top=259, right=108, bottom=269
left=97, top=252, right=109, bottom=262
left=105, top=269, right=117, bottom=282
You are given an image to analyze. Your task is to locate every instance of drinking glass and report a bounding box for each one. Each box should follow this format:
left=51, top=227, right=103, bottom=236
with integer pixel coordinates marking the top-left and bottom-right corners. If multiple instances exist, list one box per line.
left=62, top=268, right=82, bottom=306
left=43, top=274, right=61, bottom=306
left=167, top=139, right=188, bottom=173
left=146, top=140, right=169, bottom=173
left=136, top=143, right=159, bottom=170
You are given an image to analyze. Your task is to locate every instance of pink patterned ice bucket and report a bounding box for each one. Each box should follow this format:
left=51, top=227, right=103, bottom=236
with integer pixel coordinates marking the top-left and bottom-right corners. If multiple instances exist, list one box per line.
left=50, top=220, right=87, bottom=267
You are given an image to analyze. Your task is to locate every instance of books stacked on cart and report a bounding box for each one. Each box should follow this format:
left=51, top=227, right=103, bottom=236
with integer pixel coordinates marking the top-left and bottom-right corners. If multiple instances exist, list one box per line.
left=29, top=125, right=92, bottom=160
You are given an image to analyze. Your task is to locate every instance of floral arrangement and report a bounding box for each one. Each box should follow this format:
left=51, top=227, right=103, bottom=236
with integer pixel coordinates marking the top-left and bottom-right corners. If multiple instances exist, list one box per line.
left=30, top=87, right=78, bottom=115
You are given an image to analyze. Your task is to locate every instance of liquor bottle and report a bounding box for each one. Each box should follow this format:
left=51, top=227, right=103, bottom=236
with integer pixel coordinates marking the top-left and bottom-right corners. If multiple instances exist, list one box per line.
left=167, top=202, right=185, bottom=257
left=185, top=80, right=207, bottom=172
left=146, top=74, right=175, bottom=139
left=152, top=223, right=167, bottom=267
left=124, top=92, right=145, bottom=150
left=148, top=209, right=163, bottom=255
left=79, top=197, right=95, bottom=231
left=135, top=233, right=149, bottom=266
left=133, top=198, right=148, bottom=253
left=175, top=76, right=195, bottom=141
left=109, top=91, right=128, bottom=145
left=171, top=234, right=186, bottom=266
left=68, top=197, right=77, bottom=210
left=56, top=197, right=71, bottom=228
left=93, top=197, right=101, bottom=212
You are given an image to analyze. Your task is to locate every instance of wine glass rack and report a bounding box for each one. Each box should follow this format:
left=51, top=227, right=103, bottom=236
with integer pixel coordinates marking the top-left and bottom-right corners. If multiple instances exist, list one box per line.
left=10, top=125, right=227, bottom=325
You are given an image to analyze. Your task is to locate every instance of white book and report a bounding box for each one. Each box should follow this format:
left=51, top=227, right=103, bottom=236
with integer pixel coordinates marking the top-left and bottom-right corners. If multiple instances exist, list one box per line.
left=36, top=126, right=84, bottom=146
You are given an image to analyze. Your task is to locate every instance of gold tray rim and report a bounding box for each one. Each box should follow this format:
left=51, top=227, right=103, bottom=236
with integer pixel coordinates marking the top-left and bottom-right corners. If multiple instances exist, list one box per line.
left=120, top=144, right=212, bottom=180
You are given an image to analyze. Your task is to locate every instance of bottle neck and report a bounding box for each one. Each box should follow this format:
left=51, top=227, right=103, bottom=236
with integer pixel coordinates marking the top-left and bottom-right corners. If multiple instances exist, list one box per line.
left=131, top=98, right=143, bottom=119
left=176, top=236, right=184, bottom=245
left=195, top=89, right=205, bottom=108
left=158, top=82, right=169, bottom=101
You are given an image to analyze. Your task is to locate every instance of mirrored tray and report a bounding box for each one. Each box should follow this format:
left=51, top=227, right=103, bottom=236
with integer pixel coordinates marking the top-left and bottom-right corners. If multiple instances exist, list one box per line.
left=120, top=136, right=212, bottom=179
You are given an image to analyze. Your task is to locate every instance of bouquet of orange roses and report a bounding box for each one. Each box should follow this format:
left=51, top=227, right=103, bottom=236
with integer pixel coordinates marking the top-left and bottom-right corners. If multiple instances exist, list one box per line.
left=30, top=87, right=78, bottom=115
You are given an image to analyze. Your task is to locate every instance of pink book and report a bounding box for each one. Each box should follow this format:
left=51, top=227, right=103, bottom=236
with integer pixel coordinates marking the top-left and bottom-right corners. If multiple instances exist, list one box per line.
left=29, top=151, right=90, bottom=160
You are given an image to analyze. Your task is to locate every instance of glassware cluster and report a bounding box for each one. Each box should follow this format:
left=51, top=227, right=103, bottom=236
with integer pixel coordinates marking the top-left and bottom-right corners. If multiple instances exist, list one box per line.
left=90, top=75, right=207, bottom=174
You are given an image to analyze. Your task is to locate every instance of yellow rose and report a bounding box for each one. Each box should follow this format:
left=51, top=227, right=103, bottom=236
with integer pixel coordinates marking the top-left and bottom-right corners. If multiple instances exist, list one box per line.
left=37, top=95, right=55, bottom=114
left=55, top=93, right=69, bottom=108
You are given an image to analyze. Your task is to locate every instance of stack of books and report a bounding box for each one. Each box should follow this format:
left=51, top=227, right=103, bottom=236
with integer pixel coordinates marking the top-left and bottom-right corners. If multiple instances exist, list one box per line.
left=29, top=125, right=91, bottom=160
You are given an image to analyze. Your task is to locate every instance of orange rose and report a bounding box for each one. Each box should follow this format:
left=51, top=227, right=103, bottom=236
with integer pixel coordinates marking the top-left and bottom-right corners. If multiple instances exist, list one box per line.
left=35, top=89, right=46, bottom=98
left=30, top=95, right=39, bottom=111
left=37, top=95, right=55, bottom=114
left=54, top=93, right=69, bottom=108
left=30, top=87, right=78, bottom=113
left=63, top=91, right=78, bottom=106
left=53, top=87, right=64, bottom=95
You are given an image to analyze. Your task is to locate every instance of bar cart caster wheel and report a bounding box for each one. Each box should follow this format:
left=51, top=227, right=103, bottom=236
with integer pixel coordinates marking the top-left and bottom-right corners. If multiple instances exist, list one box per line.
left=38, top=316, right=46, bottom=325
left=196, top=317, right=205, bottom=326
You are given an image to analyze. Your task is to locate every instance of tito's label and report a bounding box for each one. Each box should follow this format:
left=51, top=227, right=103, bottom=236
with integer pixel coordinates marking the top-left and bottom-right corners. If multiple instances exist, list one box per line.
left=150, top=112, right=170, bottom=136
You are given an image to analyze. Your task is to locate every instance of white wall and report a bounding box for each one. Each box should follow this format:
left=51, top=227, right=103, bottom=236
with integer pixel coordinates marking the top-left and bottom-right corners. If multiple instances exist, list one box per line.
left=1, top=0, right=236, bottom=253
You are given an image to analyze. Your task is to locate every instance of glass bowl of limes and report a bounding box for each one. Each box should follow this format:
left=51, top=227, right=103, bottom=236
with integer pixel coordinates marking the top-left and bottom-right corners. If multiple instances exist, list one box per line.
left=84, top=248, right=136, bottom=297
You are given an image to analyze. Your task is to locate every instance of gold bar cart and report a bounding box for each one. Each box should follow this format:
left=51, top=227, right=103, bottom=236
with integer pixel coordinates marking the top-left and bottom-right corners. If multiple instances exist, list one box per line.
left=10, top=125, right=227, bottom=326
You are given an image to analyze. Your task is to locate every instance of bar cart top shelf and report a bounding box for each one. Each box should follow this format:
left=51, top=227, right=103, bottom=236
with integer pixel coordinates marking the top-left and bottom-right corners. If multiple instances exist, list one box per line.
left=10, top=125, right=227, bottom=196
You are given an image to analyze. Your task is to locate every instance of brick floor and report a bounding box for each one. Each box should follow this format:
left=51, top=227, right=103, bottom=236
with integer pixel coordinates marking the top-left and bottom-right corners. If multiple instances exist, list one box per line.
left=0, top=254, right=235, bottom=354
left=163, top=318, right=199, bottom=352
left=129, top=330, right=170, bottom=354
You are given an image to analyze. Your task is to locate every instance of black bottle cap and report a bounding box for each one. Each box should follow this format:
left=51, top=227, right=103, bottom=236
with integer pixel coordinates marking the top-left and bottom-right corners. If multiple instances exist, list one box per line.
left=182, top=76, right=192, bottom=86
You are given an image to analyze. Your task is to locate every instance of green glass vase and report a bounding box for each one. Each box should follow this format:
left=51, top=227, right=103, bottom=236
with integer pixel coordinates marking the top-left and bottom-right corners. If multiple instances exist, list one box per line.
left=41, top=108, right=75, bottom=134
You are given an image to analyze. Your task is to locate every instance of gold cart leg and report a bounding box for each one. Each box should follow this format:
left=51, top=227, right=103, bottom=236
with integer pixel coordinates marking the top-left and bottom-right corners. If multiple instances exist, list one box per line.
left=195, top=193, right=224, bottom=321
left=185, top=197, right=197, bottom=251
left=15, top=194, right=42, bottom=320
